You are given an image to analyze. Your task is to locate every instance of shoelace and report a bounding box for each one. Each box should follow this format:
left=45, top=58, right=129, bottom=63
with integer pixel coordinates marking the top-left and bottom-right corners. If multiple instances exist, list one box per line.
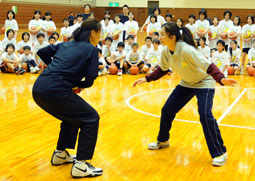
left=65, top=150, right=70, bottom=157
left=86, top=162, right=95, bottom=170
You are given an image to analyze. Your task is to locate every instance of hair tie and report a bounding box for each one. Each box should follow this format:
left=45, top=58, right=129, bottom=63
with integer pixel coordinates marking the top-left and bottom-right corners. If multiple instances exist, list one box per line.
left=179, top=28, right=183, bottom=36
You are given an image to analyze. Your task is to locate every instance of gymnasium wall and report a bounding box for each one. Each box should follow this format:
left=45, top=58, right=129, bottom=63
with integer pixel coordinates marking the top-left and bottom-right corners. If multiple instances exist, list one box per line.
left=96, top=0, right=255, bottom=9
left=1, top=0, right=95, bottom=6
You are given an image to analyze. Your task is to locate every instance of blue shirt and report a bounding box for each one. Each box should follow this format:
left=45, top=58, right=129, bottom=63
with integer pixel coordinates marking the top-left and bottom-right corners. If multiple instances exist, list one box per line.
left=120, top=15, right=129, bottom=24
left=83, top=13, right=90, bottom=21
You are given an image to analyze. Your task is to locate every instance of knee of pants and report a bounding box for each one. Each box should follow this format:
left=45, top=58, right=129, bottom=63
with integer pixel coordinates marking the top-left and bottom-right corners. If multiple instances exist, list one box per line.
left=95, top=113, right=100, bottom=122
left=161, top=105, right=175, bottom=116
left=87, top=112, right=100, bottom=123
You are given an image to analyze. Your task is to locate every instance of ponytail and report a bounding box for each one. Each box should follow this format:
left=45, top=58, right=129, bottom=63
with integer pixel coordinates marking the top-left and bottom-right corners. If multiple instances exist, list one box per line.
left=162, top=22, right=197, bottom=48
left=73, top=18, right=101, bottom=42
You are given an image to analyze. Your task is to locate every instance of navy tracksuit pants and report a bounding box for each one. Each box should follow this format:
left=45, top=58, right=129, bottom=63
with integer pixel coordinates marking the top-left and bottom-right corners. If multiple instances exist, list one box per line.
left=32, top=91, right=99, bottom=160
left=157, top=85, right=226, bottom=158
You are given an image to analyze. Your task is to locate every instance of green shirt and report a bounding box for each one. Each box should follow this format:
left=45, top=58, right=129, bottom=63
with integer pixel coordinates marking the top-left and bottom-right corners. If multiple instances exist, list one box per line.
left=160, top=41, right=216, bottom=88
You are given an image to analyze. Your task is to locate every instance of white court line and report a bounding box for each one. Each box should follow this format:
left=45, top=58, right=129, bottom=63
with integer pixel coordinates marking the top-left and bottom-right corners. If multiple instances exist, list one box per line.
left=126, top=88, right=255, bottom=130
left=217, top=88, right=247, bottom=123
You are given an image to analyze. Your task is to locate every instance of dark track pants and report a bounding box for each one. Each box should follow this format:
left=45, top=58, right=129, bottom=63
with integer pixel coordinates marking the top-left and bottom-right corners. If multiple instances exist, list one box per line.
left=32, top=91, right=99, bottom=160
left=157, top=85, right=226, bottom=158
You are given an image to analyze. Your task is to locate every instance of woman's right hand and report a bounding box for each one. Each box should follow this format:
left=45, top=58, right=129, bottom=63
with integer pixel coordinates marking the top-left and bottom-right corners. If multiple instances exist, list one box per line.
left=133, top=78, right=147, bottom=87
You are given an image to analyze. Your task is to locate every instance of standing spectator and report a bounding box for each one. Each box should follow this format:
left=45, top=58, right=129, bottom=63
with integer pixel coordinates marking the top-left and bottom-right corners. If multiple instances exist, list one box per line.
left=68, top=12, right=74, bottom=26
left=83, top=4, right=91, bottom=21
left=120, top=4, right=130, bottom=42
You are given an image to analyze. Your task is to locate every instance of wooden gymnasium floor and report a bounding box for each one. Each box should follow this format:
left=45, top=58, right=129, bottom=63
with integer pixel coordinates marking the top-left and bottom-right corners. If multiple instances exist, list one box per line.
left=0, top=30, right=255, bottom=181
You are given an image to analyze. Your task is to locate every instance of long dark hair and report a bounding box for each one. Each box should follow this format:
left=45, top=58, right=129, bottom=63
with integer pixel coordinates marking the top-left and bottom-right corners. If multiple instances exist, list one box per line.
left=43, top=11, right=53, bottom=21
left=22, top=32, right=30, bottom=40
left=229, top=40, right=238, bottom=57
left=73, top=18, right=101, bottom=42
left=162, top=22, right=196, bottom=48
left=7, top=10, right=15, bottom=19
left=32, top=10, right=41, bottom=20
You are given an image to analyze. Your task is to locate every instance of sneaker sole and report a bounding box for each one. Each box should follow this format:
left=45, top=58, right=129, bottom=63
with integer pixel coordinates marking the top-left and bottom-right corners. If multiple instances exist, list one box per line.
left=71, top=173, right=103, bottom=178
left=148, top=145, right=169, bottom=150
left=71, top=167, right=103, bottom=178
left=212, top=161, right=226, bottom=167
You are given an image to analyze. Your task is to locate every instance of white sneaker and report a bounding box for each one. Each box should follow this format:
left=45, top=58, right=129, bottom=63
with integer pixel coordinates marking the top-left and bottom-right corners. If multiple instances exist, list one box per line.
left=148, top=141, right=169, bottom=150
left=31, top=67, right=39, bottom=74
left=71, top=161, right=103, bottom=178
left=212, top=152, right=228, bottom=166
left=30, top=67, right=35, bottom=73
left=34, top=66, right=40, bottom=73
left=102, top=68, right=107, bottom=75
left=51, top=150, right=76, bottom=166
left=118, top=69, right=122, bottom=76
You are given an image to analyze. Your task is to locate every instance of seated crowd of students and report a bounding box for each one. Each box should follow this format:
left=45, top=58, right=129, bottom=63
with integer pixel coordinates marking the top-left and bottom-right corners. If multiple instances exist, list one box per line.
left=1, top=5, right=255, bottom=78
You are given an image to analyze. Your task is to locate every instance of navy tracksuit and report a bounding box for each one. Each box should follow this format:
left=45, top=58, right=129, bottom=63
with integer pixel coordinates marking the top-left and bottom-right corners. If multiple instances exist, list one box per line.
left=32, top=41, right=99, bottom=160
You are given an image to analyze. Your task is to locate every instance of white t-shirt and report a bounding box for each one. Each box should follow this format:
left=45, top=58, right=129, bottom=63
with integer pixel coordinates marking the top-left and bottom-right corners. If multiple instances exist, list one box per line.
left=198, top=46, right=211, bottom=60
left=228, top=25, right=241, bottom=46
left=242, top=24, right=253, bottom=48
left=208, top=25, right=219, bottom=49
left=145, top=48, right=161, bottom=66
left=228, top=48, right=241, bottom=65
left=159, top=45, right=164, bottom=51
left=212, top=51, right=229, bottom=77
left=112, top=51, right=126, bottom=62
left=141, top=44, right=153, bottom=61
left=248, top=48, right=255, bottom=63
left=0, top=42, right=3, bottom=52
left=124, top=20, right=139, bottom=41
left=60, top=27, right=72, bottom=41
left=127, top=50, right=142, bottom=63
left=125, top=43, right=132, bottom=55
left=17, top=40, right=33, bottom=51
left=147, top=22, right=161, bottom=34
left=33, top=42, right=49, bottom=54
left=99, top=56, right=106, bottom=65
left=218, top=19, right=234, bottom=45
left=69, top=22, right=82, bottom=33
left=4, top=19, right=19, bottom=38
left=42, top=20, right=57, bottom=41
left=110, top=22, right=124, bottom=48
left=185, top=23, right=196, bottom=37
left=28, top=19, right=44, bottom=43
left=145, top=15, right=166, bottom=25
left=2, top=38, right=16, bottom=51
left=252, top=25, right=255, bottom=38
left=33, top=41, right=49, bottom=63
left=101, top=25, right=111, bottom=39
left=28, top=19, right=44, bottom=29
left=19, top=54, right=34, bottom=63
left=195, top=19, right=210, bottom=38
left=0, top=52, right=18, bottom=64
left=102, top=45, right=115, bottom=58
left=100, top=19, right=114, bottom=27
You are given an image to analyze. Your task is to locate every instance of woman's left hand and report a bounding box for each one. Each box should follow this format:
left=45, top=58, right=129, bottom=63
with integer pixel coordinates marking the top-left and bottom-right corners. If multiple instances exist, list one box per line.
left=72, top=87, right=84, bottom=94
left=221, top=78, right=237, bottom=86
